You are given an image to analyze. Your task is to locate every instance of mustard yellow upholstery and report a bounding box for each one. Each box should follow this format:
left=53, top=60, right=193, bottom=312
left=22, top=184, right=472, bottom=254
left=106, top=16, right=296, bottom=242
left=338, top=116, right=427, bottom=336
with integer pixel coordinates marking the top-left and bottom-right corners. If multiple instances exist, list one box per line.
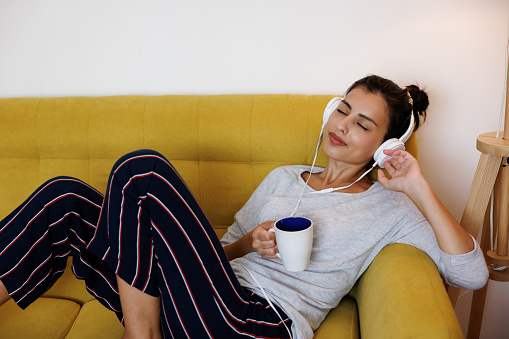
left=0, top=95, right=462, bottom=338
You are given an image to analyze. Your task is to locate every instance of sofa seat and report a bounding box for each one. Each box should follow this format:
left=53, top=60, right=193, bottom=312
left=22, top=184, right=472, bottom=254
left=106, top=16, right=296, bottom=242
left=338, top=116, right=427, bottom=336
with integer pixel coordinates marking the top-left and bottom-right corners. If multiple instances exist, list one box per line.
left=65, top=300, right=124, bottom=339
left=0, top=298, right=79, bottom=338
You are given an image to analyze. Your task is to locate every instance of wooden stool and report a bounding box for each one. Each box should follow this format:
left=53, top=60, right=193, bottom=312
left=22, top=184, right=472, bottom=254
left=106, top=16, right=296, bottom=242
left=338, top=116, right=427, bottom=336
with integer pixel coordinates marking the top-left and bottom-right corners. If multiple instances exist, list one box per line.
left=448, top=49, right=509, bottom=338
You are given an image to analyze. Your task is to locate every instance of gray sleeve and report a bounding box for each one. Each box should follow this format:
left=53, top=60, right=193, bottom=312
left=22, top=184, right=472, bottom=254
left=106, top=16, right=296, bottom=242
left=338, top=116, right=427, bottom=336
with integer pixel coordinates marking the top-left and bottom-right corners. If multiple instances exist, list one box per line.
left=391, top=212, right=489, bottom=290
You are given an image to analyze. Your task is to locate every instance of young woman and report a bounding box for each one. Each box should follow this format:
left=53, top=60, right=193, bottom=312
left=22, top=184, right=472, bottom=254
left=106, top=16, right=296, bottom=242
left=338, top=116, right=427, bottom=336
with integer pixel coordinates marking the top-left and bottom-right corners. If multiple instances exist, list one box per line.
left=0, top=75, right=488, bottom=339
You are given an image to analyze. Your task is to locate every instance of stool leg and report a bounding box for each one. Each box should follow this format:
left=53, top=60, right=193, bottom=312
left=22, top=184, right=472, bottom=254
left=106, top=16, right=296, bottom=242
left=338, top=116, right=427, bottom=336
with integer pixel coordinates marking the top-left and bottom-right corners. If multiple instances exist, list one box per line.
left=467, top=195, right=493, bottom=339
left=449, top=153, right=501, bottom=307
left=494, top=159, right=509, bottom=256
left=460, top=153, right=503, bottom=238
left=467, top=284, right=488, bottom=339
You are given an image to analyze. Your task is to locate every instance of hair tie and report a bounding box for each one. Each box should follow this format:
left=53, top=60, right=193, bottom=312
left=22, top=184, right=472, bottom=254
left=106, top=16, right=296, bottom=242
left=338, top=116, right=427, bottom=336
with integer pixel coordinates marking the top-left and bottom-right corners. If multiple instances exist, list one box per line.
left=406, top=90, right=413, bottom=107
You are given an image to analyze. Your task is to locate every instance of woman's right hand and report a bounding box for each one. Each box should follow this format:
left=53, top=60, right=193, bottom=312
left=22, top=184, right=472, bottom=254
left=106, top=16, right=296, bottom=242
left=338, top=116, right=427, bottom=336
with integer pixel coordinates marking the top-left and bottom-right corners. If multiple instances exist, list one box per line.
left=223, top=221, right=278, bottom=261
left=251, top=221, right=278, bottom=259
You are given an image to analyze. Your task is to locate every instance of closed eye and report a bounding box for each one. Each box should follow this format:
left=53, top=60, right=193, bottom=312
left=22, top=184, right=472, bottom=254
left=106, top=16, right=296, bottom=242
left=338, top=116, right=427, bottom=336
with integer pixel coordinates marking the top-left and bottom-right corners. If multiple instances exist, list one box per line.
left=337, top=109, right=368, bottom=130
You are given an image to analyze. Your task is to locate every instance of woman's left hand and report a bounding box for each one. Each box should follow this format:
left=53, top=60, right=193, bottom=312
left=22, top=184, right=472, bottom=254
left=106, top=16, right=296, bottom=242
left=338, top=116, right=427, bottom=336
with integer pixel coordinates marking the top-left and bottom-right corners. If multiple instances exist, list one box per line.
left=378, top=149, right=476, bottom=255
left=377, top=149, right=425, bottom=196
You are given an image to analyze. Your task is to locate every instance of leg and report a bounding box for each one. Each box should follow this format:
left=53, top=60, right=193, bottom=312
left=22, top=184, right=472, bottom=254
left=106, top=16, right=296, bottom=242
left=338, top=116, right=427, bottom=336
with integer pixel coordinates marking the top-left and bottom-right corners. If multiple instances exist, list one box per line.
left=0, top=177, right=121, bottom=315
left=117, top=276, right=162, bottom=339
left=0, top=280, right=9, bottom=306
left=87, top=150, right=293, bottom=338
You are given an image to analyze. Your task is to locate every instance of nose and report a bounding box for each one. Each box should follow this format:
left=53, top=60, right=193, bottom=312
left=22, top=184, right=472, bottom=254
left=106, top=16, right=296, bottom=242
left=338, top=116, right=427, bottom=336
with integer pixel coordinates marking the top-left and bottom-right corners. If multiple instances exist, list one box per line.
left=336, top=114, right=351, bottom=134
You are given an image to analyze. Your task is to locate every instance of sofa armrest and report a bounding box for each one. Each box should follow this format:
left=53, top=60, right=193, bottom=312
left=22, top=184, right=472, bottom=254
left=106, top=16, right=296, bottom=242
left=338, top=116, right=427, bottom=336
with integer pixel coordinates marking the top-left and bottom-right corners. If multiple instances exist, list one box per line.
left=353, top=244, right=463, bottom=338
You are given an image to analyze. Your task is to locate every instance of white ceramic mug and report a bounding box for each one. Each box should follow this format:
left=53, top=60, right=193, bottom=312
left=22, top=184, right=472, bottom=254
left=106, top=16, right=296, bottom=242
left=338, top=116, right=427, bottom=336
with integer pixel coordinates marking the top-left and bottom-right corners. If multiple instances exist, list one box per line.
left=269, top=216, right=313, bottom=272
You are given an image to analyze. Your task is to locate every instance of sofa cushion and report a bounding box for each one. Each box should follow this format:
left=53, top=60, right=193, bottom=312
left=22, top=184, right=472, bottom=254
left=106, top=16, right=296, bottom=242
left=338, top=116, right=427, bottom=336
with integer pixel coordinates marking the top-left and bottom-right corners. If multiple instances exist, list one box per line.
left=355, top=244, right=462, bottom=338
left=0, top=297, right=80, bottom=339
left=314, top=296, right=359, bottom=339
left=42, top=257, right=95, bottom=305
left=65, top=299, right=125, bottom=338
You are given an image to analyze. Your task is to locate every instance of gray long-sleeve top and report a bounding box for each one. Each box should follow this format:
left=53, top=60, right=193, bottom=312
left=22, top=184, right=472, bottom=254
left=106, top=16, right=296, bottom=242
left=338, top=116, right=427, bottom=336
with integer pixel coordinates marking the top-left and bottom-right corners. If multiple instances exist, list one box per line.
left=220, top=165, right=489, bottom=339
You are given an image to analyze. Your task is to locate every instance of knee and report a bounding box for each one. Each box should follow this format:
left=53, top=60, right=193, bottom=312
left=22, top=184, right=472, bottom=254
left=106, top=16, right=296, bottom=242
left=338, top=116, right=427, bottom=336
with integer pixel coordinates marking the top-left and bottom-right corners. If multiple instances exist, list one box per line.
left=116, top=150, right=167, bottom=164
left=112, top=150, right=173, bottom=174
left=38, top=177, right=100, bottom=205
left=40, top=176, right=83, bottom=195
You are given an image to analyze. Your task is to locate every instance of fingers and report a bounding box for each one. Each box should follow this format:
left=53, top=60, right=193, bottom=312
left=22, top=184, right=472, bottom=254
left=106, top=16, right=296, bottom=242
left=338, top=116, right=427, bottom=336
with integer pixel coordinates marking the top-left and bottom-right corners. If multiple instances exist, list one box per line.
left=382, top=149, right=415, bottom=173
left=256, top=239, right=279, bottom=259
left=383, top=149, right=415, bottom=162
left=377, top=169, right=390, bottom=188
left=383, top=149, right=404, bottom=157
left=252, top=221, right=278, bottom=259
left=382, top=161, right=396, bottom=177
left=388, top=156, right=404, bottom=170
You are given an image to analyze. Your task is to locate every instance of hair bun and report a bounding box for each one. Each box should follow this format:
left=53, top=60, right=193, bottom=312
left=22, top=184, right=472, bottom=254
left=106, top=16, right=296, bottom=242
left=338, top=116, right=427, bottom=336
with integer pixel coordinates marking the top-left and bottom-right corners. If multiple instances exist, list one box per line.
left=406, top=85, right=429, bottom=114
left=406, top=85, right=428, bottom=130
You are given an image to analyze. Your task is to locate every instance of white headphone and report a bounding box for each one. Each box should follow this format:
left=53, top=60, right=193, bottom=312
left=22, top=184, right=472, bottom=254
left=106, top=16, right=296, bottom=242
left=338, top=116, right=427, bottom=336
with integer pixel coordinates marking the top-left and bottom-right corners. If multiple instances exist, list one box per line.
left=321, top=96, right=414, bottom=169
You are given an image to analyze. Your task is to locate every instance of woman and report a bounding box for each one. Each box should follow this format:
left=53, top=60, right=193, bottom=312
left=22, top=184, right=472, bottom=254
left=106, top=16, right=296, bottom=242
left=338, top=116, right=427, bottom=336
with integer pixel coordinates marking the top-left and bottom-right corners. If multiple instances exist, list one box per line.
left=0, top=75, right=488, bottom=339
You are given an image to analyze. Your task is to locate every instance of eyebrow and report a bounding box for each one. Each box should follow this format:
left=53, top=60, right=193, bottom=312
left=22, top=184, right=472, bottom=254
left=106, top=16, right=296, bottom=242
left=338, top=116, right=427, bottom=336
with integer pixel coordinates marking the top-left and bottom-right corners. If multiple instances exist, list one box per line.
left=341, top=100, right=378, bottom=127
left=359, top=113, right=378, bottom=127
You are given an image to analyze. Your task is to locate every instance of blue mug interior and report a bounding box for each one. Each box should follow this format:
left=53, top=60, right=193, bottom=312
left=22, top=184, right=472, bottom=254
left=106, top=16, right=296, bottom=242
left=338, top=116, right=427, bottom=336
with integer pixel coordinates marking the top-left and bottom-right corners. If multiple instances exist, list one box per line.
left=276, top=217, right=312, bottom=232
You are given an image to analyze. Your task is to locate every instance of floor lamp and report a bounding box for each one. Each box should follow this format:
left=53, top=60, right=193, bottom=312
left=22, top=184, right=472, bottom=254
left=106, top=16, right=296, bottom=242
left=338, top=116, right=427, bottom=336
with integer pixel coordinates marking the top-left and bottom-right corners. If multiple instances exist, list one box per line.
left=447, top=39, right=509, bottom=338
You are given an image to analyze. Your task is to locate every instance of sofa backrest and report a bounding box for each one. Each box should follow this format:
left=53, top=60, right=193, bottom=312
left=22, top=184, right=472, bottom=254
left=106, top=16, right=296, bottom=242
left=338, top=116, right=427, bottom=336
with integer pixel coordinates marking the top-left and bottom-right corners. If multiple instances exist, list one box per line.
left=0, top=95, right=417, bottom=233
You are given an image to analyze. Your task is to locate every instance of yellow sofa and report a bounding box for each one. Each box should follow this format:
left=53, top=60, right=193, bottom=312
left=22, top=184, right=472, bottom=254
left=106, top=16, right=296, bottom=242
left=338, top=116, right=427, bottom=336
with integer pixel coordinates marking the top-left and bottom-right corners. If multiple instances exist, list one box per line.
left=0, top=94, right=463, bottom=338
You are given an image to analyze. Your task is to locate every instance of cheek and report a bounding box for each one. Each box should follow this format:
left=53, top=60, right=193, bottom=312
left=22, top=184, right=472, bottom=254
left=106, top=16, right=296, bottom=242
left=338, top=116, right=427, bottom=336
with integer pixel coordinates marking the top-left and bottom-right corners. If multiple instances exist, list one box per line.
left=356, top=135, right=384, bottom=158
left=367, top=138, right=383, bottom=154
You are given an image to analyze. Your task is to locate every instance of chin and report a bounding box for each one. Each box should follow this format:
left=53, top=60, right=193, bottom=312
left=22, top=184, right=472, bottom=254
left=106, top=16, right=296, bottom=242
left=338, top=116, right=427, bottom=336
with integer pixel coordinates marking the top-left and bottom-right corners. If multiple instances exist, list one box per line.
left=325, top=152, right=372, bottom=167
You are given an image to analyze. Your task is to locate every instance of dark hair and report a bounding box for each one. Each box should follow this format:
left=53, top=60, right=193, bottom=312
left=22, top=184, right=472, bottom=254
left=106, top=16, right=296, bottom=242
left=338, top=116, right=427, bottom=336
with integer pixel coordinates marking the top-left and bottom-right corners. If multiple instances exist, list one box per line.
left=345, top=75, right=429, bottom=141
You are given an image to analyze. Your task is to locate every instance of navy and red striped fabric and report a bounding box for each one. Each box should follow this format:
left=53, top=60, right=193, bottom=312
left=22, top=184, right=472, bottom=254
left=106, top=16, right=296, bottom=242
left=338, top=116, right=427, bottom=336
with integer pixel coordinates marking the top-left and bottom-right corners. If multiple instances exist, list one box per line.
left=0, top=149, right=292, bottom=338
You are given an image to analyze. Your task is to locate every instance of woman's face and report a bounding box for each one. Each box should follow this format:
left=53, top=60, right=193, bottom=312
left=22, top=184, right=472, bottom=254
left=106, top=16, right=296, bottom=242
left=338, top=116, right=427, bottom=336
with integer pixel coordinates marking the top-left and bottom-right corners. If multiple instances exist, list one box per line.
left=322, top=87, right=389, bottom=166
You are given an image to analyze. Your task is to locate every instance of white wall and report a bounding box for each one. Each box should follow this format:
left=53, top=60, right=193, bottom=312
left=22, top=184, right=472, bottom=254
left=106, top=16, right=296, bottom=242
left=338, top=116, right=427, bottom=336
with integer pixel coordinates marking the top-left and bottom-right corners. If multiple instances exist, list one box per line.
left=1, top=0, right=509, bottom=337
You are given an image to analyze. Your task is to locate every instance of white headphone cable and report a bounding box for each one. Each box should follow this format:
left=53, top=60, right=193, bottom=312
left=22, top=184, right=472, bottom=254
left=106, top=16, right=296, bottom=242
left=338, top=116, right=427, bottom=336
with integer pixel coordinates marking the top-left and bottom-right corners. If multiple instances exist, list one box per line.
left=303, top=164, right=376, bottom=195
left=496, top=17, right=509, bottom=139
left=241, top=265, right=293, bottom=339
left=290, top=161, right=376, bottom=217
left=490, top=17, right=509, bottom=272
left=289, top=128, right=324, bottom=217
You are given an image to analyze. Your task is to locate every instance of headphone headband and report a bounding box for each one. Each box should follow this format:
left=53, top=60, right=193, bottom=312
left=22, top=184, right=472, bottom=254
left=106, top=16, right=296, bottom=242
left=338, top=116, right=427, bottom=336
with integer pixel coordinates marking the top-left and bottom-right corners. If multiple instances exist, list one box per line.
left=399, top=113, right=414, bottom=143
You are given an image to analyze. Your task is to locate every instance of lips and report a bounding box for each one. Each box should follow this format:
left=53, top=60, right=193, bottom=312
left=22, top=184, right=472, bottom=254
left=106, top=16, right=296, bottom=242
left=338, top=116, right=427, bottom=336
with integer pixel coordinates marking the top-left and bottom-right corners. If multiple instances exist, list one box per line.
left=328, top=133, right=346, bottom=146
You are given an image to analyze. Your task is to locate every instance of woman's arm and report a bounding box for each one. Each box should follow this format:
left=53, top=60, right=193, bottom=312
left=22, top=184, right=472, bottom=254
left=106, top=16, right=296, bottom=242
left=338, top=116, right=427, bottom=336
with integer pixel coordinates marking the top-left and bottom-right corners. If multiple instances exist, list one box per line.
left=223, top=221, right=278, bottom=261
left=378, top=150, right=474, bottom=255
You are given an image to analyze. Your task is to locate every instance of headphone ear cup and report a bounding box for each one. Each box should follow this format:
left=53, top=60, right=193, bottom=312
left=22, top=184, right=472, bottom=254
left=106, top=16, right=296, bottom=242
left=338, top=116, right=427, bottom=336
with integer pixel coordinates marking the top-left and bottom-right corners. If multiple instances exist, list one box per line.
left=323, top=97, right=342, bottom=126
left=375, top=114, right=414, bottom=168
left=373, top=139, right=406, bottom=168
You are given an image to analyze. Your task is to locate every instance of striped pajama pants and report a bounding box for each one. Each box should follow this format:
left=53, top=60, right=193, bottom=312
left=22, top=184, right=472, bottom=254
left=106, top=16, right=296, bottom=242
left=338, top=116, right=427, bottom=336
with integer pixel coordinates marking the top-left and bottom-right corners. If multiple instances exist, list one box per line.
left=0, top=149, right=292, bottom=338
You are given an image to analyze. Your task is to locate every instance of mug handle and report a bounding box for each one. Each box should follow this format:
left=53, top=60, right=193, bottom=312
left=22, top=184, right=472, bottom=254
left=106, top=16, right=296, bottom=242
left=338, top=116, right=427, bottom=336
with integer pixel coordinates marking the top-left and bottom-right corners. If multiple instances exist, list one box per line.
left=268, top=228, right=281, bottom=258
